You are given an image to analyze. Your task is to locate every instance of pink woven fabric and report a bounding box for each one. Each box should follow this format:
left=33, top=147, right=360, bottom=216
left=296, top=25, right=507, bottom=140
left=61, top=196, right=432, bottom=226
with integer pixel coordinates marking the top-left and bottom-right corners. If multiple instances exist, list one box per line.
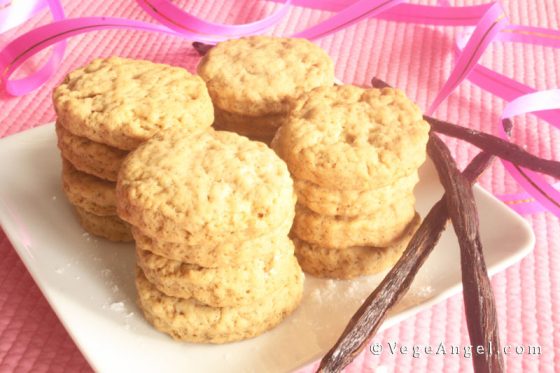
left=0, top=1, right=558, bottom=372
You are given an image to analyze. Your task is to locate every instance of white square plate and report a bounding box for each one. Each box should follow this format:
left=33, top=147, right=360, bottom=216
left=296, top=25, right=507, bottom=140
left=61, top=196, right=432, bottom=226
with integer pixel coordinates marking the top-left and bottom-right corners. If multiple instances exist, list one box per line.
left=0, top=123, right=534, bottom=373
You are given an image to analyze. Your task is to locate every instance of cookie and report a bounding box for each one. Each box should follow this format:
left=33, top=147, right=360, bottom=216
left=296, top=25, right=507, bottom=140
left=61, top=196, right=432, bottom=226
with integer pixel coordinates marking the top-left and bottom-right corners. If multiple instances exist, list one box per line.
left=272, top=85, right=430, bottom=189
left=74, top=206, right=132, bottom=242
left=117, top=128, right=295, bottom=244
left=132, top=217, right=293, bottom=267
left=292, top=196, right=416, bottom=248
left=137, top=242, right=298, bottom=307
left=295, top=171, right=419, bottom=216
left=61, top=158, right=117, bottom=216
left=56, top=121, right=127, bottom=182
left=136, top=266, right=304, bottom=343
left=197, top=36, right=334, bottom=117
left=53, top=57, right=214, bottom=150
left=294, top=214, right=421, bottom=279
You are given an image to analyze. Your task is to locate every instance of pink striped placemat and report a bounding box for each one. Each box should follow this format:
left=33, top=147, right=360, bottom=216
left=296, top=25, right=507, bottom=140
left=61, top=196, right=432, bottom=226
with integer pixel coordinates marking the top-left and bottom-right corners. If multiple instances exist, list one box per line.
left=0, top=1, right=558, bottom=372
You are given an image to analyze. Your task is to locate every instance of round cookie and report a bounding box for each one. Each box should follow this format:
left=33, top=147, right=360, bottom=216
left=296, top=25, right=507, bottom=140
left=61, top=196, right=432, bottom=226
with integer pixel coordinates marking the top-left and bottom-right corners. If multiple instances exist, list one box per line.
left=197, top=36, right=334, bottom=117
left=136, top=266, right=304, bottom=343
left=294, top=214, right=421, bottom=279
left=117, top=128, right=295, bottom=244
left=56, top=121, right=127, bottom=182
left=132, top=217, right=293, bottom=267
left=74, top=206, right=132, bottom=242
left=53, top=57, right=214, bottom=150
left=137, top=242, right=298, bottom=307
left=292, top=195, right=416, bottom=248
left=295, top=171, right=419, bottom=216
left=272, top=85, right=430, bottom=189
left=62, top=158, right=117, bottom=216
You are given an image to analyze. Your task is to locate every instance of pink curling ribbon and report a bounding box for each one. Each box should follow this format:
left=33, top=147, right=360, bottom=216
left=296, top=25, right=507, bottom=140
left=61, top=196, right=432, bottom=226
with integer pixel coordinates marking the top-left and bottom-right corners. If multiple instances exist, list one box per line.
left=498, top=91, right=560, bottom=217
left=136, top=0, right=292, bottom=36
left=426, top=2, right=508, bottom=115
left=440, top=6, right=560, bottom=216
left=499, top=183, right=560, bottom=216
left=1, top=0, right=66, bottom=96
left=0, top=0, right=558, bottom=217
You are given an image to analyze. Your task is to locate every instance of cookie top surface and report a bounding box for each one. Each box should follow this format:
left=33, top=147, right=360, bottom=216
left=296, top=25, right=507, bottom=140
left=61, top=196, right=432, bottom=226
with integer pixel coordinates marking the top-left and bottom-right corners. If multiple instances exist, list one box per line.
left=197, top=36, right=334, bottom=116
left=53, top=57, right=214, bottom=150
left=117, top=128, right=295, bottom=244
left=273, top=85, right=430, bottom=189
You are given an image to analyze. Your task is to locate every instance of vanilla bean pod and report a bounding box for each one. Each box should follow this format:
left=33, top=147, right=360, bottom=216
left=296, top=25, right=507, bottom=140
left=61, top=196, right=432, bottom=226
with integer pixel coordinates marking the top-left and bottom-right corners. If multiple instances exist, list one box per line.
left=428, top=116, right=560, bottom=179
left=428, top=134, right=504, bottom=373
left=370, top=77, right=391, bottom=89
left=317, top=151, right=495, bottom=373
left=192, top=41, right=214, bottom=56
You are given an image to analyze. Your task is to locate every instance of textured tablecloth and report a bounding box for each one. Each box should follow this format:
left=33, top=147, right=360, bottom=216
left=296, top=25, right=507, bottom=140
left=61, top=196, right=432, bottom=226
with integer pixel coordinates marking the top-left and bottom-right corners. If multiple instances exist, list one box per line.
left=0, top=1, right=558, bottom=372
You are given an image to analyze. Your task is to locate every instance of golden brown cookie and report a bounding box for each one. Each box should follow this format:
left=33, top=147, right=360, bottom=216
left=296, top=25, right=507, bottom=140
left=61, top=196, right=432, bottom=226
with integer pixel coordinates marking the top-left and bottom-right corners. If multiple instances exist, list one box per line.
left=56, top=121, right=127, bottom=182
left=294, top=214, right=421, bottom=279
left=197, top=36, right=334, bottom=117
left=137, top=241, right=298, bottom=307
left=272, top=85, right=430, bottom=189
left=132, top=217, right=293, bottom=267
left=74, top=206, right=132, bottom=242
left=61, top=158, right=117, bottom=216
left=53, top=57, right=214, bottom=150
left=292, top=195, right=416, bottom=248
left=136, top=266, right=304, bottom=343
left=117, top=128, right=295, bottom=244
left=294, top=171, right=419, bottom=216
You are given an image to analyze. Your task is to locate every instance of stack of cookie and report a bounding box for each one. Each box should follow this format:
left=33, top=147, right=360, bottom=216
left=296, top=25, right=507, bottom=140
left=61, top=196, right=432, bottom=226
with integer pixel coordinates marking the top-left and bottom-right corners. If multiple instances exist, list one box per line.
left=116, top=128, right=304, bottom=343
left=197, top=36, right=334, bottom=144
left=273, top=85, right=430, bottom=279
left=53, top=57, right=214, bottom=241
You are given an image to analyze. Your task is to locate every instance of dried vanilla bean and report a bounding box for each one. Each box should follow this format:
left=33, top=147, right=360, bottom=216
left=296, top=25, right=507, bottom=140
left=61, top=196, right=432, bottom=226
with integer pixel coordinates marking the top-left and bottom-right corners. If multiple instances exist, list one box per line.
left=370, top=77, right=391, bottom=89
left=428, top=116, right=560, bottom=179
left=428, top=134, right=504, bottom=373
left=317, top=151, right=495, bottom=373
left=192, top=41, right=214, bottom=56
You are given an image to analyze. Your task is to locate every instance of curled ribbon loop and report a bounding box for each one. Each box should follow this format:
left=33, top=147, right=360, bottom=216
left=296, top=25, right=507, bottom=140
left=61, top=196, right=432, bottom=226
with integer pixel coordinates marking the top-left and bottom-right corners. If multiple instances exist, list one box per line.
left=2, top=0, right=66, bottom=96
